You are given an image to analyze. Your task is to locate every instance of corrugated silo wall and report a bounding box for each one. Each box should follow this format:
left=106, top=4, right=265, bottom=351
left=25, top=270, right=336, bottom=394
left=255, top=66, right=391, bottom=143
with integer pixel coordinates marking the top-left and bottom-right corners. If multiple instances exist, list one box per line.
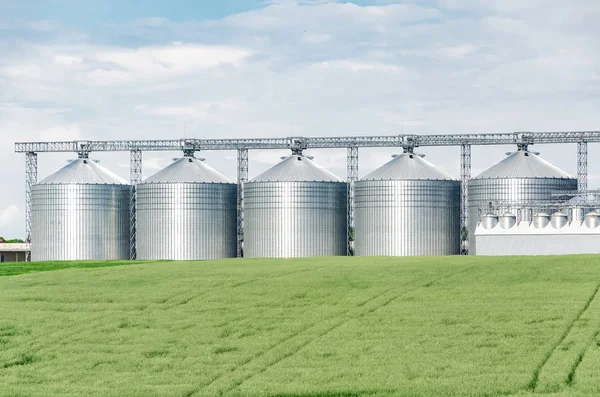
left=136, top=183, right=238, bottom=260
left=467, top=178, right=578, bottom=254
left=244, top=181, right=348, bottom=258
left=354, top=179, right=461, bottom=256
left=31, top=184, right=131, bottom=261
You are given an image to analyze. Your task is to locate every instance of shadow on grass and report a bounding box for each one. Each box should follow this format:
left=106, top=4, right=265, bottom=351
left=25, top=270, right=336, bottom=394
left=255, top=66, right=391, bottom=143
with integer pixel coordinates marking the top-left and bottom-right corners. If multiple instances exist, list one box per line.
left=0, top=260, right=168, bottom=277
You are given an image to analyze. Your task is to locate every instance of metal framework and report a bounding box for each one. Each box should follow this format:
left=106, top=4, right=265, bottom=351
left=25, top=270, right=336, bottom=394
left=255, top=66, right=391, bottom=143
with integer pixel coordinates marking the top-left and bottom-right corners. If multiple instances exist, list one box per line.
left=578, top=141, right=588, bottom=191
left=346, top=146, right=358, bottom=255
left=129, top=150, right=142, bottom=260
left=237, top=148, right=249, bottom=257
left=460, top=144, right=471, bottom=254
left=25, top=152, right=37, bottom=261
left=16, top=131, right=599, bottom=260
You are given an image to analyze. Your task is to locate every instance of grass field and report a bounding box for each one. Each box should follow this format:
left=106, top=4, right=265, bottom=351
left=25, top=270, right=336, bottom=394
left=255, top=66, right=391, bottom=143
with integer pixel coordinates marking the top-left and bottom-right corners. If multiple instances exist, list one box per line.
left=1, top=256, right=600, bottom=397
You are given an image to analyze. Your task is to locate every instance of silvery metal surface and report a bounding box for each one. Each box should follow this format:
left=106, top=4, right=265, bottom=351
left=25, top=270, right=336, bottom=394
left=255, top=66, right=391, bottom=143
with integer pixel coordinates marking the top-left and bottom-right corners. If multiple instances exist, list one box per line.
left=361, top=152, right=456, bottom=180
left=499, top=213, right=516, bottom=229
left=251, top=155, right=344, bottom=182
left=551, top=212, right=568, bottom=229
left=136, top=157, right=237, bottom=260
left=584, top=211, right=600, bottom=229
left=468, top=150, right=577, bottom=254
left=481, top=214, right=499, bottom=230
left=37, top=158, right=128, bottom=185
left=533, top=213, right=550, bottom=229
left=244, top=155, right=347, bottom=258
left=31, top=159, right=130, bottom=261
left=142, top=157, right=235, bottom=184
left=475, top=150, right=573, bottom=179
left=355, top=153, right=460, bottom=256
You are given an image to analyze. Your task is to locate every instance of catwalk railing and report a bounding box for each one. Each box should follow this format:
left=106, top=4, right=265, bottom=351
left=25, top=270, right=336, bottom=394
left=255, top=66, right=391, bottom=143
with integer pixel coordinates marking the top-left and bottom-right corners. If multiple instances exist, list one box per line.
left=16, top=131, right=599, bottom=259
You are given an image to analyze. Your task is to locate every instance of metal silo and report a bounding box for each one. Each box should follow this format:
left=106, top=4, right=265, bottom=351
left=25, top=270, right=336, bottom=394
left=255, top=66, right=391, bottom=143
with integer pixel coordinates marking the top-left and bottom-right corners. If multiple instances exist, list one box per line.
left=244, top=152, right=347, bottom=258
left=136, top=154, right=237, bottom=260
left=468, top=147, right=577, bottom=254
left=354, top=151, right=461, bottom=256
left=31, top=155, right=130, bottom=261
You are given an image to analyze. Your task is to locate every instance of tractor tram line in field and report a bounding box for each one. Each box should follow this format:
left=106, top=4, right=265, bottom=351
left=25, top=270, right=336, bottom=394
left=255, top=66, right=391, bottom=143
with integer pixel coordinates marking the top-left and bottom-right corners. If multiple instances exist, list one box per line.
left=158, top=265, right=325, bottom=310
left=5, top=258, right=600, bottom=396
left=530, top=281, right=600, bottom=393
left=193, top=265, right=477, bottom=396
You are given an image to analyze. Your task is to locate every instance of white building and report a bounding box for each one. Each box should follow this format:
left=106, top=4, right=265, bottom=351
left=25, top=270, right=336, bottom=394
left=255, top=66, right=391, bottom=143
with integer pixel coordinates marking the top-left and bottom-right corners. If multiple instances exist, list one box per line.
left=475, top=211, right=600, bottom=256
left=0, top=243, right=30, bottom=262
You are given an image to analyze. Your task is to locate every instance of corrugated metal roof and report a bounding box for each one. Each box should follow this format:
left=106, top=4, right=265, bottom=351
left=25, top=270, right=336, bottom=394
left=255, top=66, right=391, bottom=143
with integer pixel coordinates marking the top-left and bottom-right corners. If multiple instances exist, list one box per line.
left=141, top=157, right=235, bottom=184
left=360, top=153, right=456, bottom=181
left=37, top=158, right=128, bottom=185
left=474, top=150, right=574, bottom=179
left=250, top=155, right=344, bottom=182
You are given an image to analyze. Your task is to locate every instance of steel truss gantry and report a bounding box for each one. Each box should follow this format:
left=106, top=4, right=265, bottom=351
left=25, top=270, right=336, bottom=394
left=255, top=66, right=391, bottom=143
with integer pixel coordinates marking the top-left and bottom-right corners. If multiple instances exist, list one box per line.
left=346, top=146, right=358, bottom=255
left=24, top=152, right=37, bottom=262
left=236, top=149, right=248, bottom=257
left=16, top=131, right=598, bottom=259
left=129, top=150, right=143, bottom=260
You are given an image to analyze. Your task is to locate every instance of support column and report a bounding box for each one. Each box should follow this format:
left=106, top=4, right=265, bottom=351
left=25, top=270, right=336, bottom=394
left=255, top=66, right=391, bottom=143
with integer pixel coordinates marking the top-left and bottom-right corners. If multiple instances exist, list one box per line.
left=460, top=144, right=471, bottom=255
left=237, top=148, right=249, bottom=258
left=130, top=150, right=142, bottom=260
left=347, top=146, right=358, bottom=256
left=25, top=152, right=38, bottom=262
left=577, top=141, right=588, bottom=191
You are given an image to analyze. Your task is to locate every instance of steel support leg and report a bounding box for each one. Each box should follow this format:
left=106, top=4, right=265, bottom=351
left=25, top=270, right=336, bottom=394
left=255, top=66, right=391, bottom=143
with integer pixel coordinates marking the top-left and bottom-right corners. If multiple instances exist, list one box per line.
left=237, top=148, right=248, bottom=258
left=129, top=150, right=142, bottom=260
left=25, top=152, right=38, bottom=262
left=460, top=144, right=471, bottom=255
left=577, top=141, right=588, bottom=191
left=347, top=146, right=358, bottom=256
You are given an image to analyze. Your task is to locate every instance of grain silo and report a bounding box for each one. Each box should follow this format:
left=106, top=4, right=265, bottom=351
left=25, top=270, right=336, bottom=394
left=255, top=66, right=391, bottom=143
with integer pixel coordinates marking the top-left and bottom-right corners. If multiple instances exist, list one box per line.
left=354, top=151, right=461, bottom=256
left=244, top=152, right=347, bottom=258
left=31, top=155, right=130, bottom=261
left=468, top=147, right=577, bottom=254
left=136, top=154, right=237, bottom=260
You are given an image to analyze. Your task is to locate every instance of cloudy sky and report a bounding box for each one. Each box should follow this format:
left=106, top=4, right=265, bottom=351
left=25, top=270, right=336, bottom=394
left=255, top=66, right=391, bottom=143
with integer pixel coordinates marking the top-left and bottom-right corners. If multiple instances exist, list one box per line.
left=1, top=0, right=599, bottom=238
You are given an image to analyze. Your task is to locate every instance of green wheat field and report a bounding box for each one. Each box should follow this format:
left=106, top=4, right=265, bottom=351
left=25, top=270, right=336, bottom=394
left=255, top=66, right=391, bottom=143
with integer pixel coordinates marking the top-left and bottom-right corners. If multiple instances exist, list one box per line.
left=1, top=256, right=600, bottom=397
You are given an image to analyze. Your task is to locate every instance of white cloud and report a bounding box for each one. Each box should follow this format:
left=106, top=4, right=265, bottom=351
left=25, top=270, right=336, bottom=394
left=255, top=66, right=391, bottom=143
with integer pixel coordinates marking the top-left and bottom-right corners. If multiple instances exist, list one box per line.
left=437, top=44, right=479, bottom=58
left=301, top=33, right=332, bottom=44
left=135, top=99, right=247, bottom=120
left=38, top=126, right=82, bottom=142
left=95, top=44, right=250, bottom=74
left=53, top=54, right=82, bottom=66
left=313, top=60, right=403, bottom=72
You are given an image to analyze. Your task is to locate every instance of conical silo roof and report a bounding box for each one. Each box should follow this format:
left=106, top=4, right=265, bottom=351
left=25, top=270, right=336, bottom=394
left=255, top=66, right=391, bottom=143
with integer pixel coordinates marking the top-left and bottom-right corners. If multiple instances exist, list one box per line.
left=474, top=150, right=573, bottom=179
left=37, top=158, right=128, bottom=185
left=251, top=155, right=344, bottom=182
left=361, top=152, right=456, bottom=181
left=141, top=157, right=234, bottom=184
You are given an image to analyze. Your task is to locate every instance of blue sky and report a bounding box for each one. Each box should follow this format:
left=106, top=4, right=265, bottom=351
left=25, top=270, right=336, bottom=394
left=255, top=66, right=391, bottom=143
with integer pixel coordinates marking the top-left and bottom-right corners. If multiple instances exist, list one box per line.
left=1, top=0, right=600, bottom=237
left=2, top=0, right=412, bottom=26
left=2, top=0, right=267, bottom=25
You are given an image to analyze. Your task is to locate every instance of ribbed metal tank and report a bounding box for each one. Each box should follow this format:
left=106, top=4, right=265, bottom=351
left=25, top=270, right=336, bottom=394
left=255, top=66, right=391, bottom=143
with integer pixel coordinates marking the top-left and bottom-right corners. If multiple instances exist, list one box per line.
left=354, top=152, right=461, bottom=256
left=468, top=149, right=577, bottom=254
left=244, top=154, right=347, bottom=258
left=136, top=155, right=237, bottom=260
left=31, top=157, right=130, bottom=261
